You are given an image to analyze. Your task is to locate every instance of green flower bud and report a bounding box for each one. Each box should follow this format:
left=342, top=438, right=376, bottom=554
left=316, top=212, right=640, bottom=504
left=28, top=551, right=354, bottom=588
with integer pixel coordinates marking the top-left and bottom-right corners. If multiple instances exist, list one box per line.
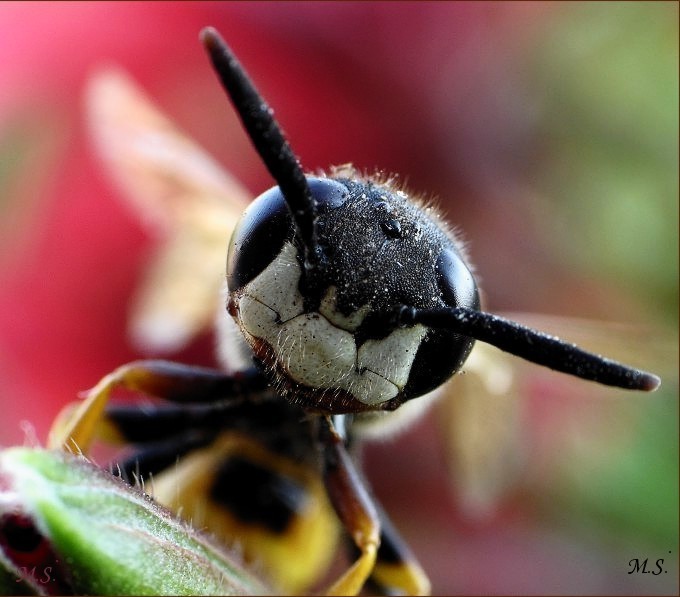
left=0, top=447, right=269, bottom=595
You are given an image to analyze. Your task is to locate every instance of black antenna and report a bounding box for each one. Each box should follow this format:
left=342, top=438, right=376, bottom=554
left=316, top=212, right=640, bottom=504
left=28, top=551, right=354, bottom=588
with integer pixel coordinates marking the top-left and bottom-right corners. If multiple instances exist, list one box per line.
left=200, top=27, right=323, bottom=273
left=397, top=306, right=660, bottom=391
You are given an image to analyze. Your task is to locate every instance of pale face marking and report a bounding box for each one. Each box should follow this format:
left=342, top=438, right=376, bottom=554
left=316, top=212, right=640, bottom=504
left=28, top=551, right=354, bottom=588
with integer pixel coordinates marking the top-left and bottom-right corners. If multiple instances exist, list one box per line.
left=235, top=242, right=427, bottom=405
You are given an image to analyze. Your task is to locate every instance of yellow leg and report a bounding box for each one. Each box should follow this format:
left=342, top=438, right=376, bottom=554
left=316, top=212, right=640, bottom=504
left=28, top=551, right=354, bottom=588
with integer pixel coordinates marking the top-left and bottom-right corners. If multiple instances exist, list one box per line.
left=369, top=504, right=432, bottom=596
left=371, top=560, right=431, bottom=596
left=47, top=368, right=123, bottom=452
left=320, top=416, right=381, bottom=596
left=326, top=542, right=378, bottom=596
left=48, top=360, right=235, bottom=453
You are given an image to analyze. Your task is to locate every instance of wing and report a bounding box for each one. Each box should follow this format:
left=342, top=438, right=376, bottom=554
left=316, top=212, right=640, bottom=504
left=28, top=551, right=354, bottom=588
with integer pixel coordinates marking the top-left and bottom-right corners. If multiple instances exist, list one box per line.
left=435, top=314, right=677, bottom=519
left=85, top=69, right=251, bottom=354
left=435, top=341, right=526, bottom=519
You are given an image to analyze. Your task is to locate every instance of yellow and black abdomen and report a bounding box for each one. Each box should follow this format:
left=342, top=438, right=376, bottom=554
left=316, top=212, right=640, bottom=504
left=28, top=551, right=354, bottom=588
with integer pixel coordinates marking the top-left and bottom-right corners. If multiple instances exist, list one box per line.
left=149, top=426, right=340, bottom=594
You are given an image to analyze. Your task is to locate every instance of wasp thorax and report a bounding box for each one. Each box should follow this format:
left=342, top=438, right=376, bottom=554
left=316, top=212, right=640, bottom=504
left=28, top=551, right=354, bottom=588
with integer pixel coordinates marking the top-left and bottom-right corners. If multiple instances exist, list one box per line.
left=226, top=174, right=480, bottom=413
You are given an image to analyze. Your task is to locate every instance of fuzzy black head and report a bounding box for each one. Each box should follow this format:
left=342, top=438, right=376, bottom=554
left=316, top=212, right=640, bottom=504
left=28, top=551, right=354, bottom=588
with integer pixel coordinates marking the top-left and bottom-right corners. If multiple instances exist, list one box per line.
left=227, top=172, right=479, bottom=412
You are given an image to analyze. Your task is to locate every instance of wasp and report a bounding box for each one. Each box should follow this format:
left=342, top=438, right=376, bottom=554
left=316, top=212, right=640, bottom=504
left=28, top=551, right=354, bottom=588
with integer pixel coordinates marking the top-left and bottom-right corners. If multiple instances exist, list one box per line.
left=48, top=27, right=660, bottom=596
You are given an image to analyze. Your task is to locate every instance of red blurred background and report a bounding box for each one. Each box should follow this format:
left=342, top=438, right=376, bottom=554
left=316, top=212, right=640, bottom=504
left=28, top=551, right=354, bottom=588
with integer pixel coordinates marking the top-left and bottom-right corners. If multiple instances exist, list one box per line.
left=0, top=2, right=677, bottom=594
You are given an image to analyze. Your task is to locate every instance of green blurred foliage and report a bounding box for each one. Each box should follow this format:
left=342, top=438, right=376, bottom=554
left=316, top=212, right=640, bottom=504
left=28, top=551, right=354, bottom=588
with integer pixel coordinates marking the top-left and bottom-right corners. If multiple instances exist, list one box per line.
left=0, top=113, right=65, bottom=272
left=549, top=392, right=679, bottom=546
left=531, top=1, right=678, bottom=322
left=526, top=5, right=678, bottom=591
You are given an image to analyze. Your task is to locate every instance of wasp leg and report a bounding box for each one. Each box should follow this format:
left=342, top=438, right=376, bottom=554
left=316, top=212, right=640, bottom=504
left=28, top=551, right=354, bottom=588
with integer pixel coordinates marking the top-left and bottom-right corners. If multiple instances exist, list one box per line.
left=365, top=505, right=431, bottom=596
left=105, top=401, right=237, bottom=444
left=48, top=360, right=267, bottom=453
left=318, top=416, right=380, bottom=596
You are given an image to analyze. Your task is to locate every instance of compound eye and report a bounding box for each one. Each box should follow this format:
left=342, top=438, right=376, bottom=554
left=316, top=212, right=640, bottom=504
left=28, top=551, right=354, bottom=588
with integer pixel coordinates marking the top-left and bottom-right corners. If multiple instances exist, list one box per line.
left=403, top=247, right=480, bottom=400
left=308, top=177, right=348, bottom=210
left=436, top=248, right=478, bottom=311
left=227, top=186, right=291, bottom=293
left=227, top=178, right=347, bottom=293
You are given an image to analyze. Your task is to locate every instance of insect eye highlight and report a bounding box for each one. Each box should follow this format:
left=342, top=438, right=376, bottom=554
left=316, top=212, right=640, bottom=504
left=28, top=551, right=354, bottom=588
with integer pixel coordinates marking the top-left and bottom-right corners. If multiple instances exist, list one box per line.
left=436, top=248, right=479, bottom=313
